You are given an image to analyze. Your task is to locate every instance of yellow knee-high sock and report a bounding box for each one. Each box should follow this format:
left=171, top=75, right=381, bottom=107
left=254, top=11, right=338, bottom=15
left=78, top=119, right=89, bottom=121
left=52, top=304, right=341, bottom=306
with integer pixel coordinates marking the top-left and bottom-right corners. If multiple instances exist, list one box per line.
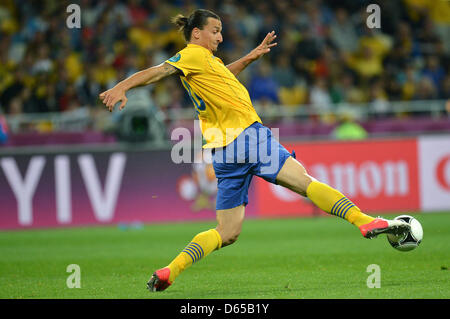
left=167, top=229, right=222, bottom=283
left=306, top=180, right=374, bottom=227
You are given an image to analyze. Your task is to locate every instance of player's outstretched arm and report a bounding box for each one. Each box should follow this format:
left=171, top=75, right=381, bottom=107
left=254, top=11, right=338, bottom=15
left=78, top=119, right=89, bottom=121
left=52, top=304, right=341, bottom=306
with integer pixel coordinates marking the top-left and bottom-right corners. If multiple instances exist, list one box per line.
left=99, top=63, right=180, bottom=112
left=226, top=31, right=277, bottom=76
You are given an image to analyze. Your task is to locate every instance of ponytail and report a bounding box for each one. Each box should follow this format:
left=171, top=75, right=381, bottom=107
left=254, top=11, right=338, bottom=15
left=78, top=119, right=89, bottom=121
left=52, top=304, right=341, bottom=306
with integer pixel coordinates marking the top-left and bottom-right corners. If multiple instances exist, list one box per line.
left=171, top=9, right=220, bottom=42
left=171, top=14, right=189, bottom=30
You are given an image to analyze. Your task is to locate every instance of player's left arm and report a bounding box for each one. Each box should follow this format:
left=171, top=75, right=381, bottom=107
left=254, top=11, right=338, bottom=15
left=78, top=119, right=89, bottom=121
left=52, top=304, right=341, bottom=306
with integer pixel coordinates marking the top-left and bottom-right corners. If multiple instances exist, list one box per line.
left=99, top=63, right=180, bottom=112
left=226, top=31, right=277, bottom=76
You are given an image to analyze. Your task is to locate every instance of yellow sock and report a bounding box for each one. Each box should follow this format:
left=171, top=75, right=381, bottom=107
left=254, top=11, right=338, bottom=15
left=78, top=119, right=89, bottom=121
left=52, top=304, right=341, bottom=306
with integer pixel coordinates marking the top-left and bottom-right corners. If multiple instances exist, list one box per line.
left=167, top=228, right=222, bottom=283
left=306, top=180, right=374, bottom=227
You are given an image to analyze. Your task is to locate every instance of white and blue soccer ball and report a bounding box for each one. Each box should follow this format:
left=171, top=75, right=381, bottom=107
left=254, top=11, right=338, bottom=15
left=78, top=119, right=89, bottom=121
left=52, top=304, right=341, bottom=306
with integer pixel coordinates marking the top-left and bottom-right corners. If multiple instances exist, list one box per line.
left=387, top=215, right=423, bottom=252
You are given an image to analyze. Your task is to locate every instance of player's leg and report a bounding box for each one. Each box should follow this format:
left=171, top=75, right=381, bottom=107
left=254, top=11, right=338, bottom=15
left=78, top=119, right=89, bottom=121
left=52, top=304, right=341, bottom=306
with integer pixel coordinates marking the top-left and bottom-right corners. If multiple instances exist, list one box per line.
left=148, top=138, right=252, bottom=291
left=275, top=157, right=374, bottom=226
left=216, top=204, right=245, bottom=247
left=275, top=156, right=410, bottom=238
left=147, top=205, right=245, bottom=292
left=250, top=123, right=372, bottom=228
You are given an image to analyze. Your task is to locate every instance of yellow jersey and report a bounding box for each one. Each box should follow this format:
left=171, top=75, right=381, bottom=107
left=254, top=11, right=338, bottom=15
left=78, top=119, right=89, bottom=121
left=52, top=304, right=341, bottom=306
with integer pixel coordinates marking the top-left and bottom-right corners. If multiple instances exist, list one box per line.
left=165, top=44, right=262, bottom=148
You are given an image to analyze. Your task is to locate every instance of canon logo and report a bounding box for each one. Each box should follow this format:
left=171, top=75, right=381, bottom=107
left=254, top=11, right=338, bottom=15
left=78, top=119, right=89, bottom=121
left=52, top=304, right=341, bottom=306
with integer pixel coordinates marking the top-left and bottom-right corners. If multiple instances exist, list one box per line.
left=310, top=161, right=409, bottom=198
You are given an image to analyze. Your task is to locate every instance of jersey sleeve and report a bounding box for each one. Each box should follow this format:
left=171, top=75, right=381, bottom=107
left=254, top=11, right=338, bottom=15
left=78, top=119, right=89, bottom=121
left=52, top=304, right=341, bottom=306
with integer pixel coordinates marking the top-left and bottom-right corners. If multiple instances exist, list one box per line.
left=165, top=48, right=204, bottom=77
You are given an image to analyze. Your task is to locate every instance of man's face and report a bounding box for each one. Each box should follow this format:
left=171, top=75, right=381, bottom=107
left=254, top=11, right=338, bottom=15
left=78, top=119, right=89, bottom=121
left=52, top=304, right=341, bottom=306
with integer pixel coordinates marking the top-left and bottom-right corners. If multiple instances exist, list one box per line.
left=194, top=17, right=223, bottom=52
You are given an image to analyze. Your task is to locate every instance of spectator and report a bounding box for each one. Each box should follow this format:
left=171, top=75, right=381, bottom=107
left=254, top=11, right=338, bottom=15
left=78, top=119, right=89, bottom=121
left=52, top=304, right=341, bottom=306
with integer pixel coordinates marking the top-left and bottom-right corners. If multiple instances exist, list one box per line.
left=332, top=112, right=368, bottom=141
left=272, top=54, right=296, bottom=88
left=330, top=72, right=366, bottom=104
left=248, top=60, right=279, bottom=104
left=309, top=77, right=332, bottom=113
left=329, top=8, right=358, bottom=53
left=346, top=44, right=385, bottom=80
left=0, top=110, right=8, bottom=144
left=0, top=0, right=448, bottom=132
left=0, top=68, right=25, bottom=114
left=441, top=75, right=450, bottom=100
left=422, top=55, right=445, bottom=94
left=369, top=78, right=389, bottom=115
left=414, top=77, right=438, bottom=100
left=31, top=45, right=52, bottom=75
left=75, top=67, right=101, bottom=108
left=399, top=64, right=421, bottom=100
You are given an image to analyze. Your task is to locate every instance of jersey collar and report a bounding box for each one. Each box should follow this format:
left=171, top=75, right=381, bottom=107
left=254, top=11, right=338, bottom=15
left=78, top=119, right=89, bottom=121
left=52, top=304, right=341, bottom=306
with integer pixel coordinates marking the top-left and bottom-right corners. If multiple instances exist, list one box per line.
left=187, top=43, right=212, bottom=54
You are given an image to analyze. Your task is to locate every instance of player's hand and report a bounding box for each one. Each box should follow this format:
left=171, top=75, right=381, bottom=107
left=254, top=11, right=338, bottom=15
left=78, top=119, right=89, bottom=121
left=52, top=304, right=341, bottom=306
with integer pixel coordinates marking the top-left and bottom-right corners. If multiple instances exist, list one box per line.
left=99, top=86, right=128, bottom=112
left=251, top=30, right=278, bottom=60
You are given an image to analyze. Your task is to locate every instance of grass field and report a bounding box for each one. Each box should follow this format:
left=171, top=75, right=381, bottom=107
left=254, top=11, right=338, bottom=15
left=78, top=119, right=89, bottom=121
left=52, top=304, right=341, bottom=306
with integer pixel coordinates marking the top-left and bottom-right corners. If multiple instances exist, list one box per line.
left=1, top=213, right=449, bottom=299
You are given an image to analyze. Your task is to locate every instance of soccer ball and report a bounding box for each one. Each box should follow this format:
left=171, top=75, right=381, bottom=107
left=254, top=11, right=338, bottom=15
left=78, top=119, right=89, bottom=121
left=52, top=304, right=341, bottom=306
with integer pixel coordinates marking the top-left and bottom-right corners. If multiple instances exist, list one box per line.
left=387, top=215, right=423, bottom=252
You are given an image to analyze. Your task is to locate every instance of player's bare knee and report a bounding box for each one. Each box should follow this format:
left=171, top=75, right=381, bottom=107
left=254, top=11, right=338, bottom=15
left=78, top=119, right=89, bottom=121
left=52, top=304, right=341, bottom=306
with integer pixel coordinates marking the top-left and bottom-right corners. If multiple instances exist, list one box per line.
left=215, top=205, right=245, bottom=247
left=222, top=230, right=240, bottom=247
left=216, top=226, right=241, bottom=247
left=300, top=171, right=314, bottom=191
left=277, top=157, right=315, bottom=196
left=281, top=170, right=314, bottom=196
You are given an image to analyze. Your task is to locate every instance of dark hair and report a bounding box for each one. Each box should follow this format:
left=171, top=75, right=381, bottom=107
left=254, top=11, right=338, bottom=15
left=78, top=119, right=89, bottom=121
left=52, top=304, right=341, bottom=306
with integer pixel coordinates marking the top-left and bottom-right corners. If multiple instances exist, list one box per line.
left=171, top=9, right=220, bottom=42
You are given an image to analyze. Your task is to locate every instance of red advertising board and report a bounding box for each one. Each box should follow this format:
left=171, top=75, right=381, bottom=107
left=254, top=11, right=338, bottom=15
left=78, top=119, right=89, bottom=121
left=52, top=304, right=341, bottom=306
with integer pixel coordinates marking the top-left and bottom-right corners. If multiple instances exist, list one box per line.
left=254, top=138, right=420, bottom=216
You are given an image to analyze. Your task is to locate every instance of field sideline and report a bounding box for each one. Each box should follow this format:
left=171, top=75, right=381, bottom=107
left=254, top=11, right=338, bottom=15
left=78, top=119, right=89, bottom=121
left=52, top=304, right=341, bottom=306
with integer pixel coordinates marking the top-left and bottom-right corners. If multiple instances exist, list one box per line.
left=1, top=213, right=449, bottom=299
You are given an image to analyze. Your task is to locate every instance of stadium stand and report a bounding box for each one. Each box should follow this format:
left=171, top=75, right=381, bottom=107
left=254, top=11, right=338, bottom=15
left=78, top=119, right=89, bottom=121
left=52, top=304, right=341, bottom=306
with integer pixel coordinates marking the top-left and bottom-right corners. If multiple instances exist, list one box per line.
left=0, top=0, right=449, bottom=145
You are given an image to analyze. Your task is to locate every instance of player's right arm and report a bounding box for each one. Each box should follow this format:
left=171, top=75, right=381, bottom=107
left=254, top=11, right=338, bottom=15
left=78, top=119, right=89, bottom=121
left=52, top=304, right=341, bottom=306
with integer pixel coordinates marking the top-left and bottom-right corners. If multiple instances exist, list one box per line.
left=99, top=62, right=180, bottom=112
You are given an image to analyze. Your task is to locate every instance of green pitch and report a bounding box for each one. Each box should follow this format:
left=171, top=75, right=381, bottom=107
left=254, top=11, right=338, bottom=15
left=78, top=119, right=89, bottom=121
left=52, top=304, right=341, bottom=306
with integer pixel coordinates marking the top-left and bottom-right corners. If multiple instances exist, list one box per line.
left=1, top=213, right=449, bottom=299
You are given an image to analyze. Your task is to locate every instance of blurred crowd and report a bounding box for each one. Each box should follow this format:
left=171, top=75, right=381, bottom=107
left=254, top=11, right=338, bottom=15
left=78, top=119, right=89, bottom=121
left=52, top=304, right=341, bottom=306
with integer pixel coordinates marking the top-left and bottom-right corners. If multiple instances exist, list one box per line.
left=0, top=0, right=449, bottom=123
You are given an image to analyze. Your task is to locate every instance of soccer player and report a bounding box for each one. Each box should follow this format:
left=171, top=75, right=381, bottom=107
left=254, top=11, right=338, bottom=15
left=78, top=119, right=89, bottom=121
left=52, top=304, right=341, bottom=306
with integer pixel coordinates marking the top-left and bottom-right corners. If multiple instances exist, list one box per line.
left=99, top=9, right=410, bottom=292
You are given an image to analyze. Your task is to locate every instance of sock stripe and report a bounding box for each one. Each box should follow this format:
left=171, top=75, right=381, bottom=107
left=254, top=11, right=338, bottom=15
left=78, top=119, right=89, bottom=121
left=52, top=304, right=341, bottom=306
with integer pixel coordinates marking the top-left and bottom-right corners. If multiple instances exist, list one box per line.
left=337, top=201, right=354, bottom=218
left=332, top=197, right=349, bottom=216
left=182, top=249, right=196, bottom=262
left=341, top=203, right=355, bottom=219
left=183, top=248, right=198, bottom=262
left=187, top=243, right=203, bottom=260
left=330, top=197, right=347, bottom=216
left=190, top=242, right=204, bottom=257
left=335, top=200, right=350, bottom=216
left=168, top=230, right=221, bottom=283
left=182, top=242, right=205, bottom=263
left=184, top=247, right=200, bottom=262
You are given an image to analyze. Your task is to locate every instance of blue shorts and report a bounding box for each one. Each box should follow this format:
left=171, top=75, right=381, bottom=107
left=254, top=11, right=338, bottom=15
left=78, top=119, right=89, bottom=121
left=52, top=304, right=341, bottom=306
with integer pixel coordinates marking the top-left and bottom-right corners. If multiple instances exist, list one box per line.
left=212, top=122, right=295, bottom=210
